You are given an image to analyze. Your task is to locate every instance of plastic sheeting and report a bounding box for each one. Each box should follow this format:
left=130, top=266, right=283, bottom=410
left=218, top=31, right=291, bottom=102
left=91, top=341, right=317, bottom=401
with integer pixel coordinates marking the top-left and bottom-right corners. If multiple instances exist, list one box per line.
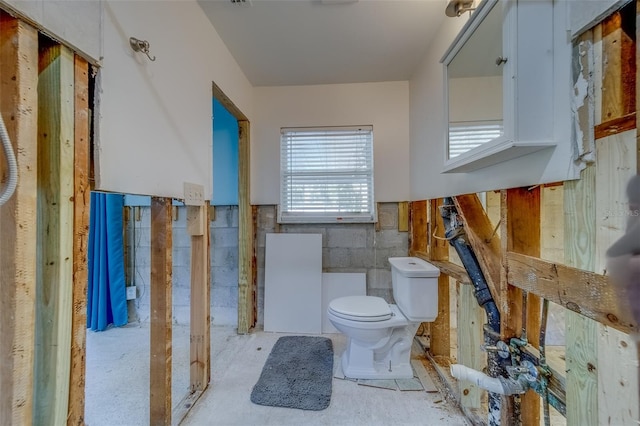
left=87, top=192, right=128, bottom=331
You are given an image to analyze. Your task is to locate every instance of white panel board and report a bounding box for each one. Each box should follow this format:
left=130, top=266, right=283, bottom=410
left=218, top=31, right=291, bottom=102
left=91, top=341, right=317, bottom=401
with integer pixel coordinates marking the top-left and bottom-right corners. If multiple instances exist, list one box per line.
left=264, top=233, right=322, bottom=334
left=321, top=273, right=366, bottom=333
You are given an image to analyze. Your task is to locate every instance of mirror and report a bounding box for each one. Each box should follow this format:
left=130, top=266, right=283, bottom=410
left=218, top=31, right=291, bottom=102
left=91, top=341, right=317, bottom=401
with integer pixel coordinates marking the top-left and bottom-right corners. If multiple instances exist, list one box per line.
left=446, top=1, right=504, bottom=160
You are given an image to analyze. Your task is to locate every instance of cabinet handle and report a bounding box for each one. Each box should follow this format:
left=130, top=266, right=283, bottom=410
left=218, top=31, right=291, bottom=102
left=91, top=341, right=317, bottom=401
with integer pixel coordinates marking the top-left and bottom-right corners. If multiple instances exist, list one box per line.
left=495, top=56, right=508, bottom=66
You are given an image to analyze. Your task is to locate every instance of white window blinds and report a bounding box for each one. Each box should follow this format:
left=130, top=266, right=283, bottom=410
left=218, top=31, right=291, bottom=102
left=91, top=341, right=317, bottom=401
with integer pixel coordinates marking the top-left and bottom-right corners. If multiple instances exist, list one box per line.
left=279, top=126, right=375, bottom=223
left=448, top=121, right=503, bottom=158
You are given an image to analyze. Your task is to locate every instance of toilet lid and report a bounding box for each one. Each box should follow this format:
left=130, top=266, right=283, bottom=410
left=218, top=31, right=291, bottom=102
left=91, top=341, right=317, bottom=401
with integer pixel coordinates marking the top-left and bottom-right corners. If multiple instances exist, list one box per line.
left=328, top=296, right=392, bottom=322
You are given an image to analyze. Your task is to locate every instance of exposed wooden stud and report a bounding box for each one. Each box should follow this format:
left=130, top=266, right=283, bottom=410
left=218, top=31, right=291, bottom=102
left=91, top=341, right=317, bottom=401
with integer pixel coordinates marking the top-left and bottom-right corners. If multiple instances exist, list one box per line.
left=188, top=204, right=210, bottom=394
left=594, top=111, right=636, bottom=139
left=150, top=197, right=173, bottom=426
left=34, top=41, right=75, bottom=426
left=601, top=5, right=636, bottom=123
left=505, top=186, right=541, bottom=426
left=563, top=166, right=599, bottom=425
left=375, top=202, right=382, bottom=231
left=0, top=14, right=38, bottom=426
left=237, top=120, right=254, bottom=333
left=213, top=81, right=248, bottom=121
left=453, top=194, right=502, bottom=305
left=413, top=256, right=470, bottom=285
left=398, top=201, right=409, bottom=232
left=209, top=205, right=216, bottom=222
left=457, top=283, right=485, bottom=410
left=68, top=54, right=91, bottom=426
left=429, top=199, right=450, bottom=358
left=409, top=200, right=428, bottom=254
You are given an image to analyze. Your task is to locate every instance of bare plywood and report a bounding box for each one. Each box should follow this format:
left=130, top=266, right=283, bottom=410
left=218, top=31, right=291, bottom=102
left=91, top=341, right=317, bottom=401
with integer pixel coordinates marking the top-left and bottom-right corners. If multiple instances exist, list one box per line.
left=398, top=201, right=409, bottom=232
left=68, top=54, right=91, bottom=426
left=34, top=41, right=75, bottom=426
left=150, top=197, right=173, bottom=426
left=594, top=131, right=638, bottom=424
left=0, top=14, right=38, bottom=426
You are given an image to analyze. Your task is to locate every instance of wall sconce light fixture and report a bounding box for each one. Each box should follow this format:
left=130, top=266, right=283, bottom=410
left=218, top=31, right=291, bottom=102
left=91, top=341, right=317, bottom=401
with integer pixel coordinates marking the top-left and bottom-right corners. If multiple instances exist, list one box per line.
left=445, top=0, right=475, bottom=17
left=129, top=37, right=156, bottom=61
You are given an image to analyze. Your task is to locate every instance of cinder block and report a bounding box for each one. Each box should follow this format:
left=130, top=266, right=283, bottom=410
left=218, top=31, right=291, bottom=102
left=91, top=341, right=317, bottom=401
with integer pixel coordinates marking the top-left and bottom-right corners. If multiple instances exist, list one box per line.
left=376, top=229, right=408, bottom=249
left=257, top=205, right=276, bottom=229
left=349, top=248, right=375, bottom=268
left=326, top=248, right=352, bottom=268
left=212, top=265, right=238, bottom=287
left=172, top=247, right=192, bottom=268
left=211, top=247, right=237, bottom=267
left=212, top=227, right=239, bottom=248
left=367, top=268, right=392, bottom=290
left=368, top=288, right=393, bottom=303
left=327, top=227, right=367, bottom=248
left=172, top=265, right=191, bottom=288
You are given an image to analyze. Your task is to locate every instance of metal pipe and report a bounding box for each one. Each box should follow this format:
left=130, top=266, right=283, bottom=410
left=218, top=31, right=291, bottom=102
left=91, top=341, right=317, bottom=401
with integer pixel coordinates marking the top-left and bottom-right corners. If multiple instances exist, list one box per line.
left=440, top=197, right=503, bottom=426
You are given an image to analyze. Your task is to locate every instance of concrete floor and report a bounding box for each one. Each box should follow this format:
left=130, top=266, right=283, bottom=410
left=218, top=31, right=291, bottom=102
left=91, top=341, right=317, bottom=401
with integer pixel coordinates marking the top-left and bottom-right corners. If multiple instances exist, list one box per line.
left=85, top=323, right=471, bottom=426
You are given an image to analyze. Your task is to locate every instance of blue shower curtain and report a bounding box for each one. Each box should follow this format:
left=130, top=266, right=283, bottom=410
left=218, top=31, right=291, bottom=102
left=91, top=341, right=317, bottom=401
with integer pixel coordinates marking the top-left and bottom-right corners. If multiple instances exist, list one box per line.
left=87, top=192, right=128, bottom=331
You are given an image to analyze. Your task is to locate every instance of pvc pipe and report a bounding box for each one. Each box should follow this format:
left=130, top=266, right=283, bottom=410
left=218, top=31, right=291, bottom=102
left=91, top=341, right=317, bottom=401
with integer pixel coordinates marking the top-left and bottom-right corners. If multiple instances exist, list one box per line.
left=450, top=364, right=526, bottom=396
left=0, top=112, right=18, bottom=206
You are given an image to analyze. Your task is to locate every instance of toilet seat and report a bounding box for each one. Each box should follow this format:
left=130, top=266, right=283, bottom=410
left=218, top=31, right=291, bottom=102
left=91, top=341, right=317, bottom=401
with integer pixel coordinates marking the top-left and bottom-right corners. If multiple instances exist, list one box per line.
left=328, top=296, right=392, bottom=322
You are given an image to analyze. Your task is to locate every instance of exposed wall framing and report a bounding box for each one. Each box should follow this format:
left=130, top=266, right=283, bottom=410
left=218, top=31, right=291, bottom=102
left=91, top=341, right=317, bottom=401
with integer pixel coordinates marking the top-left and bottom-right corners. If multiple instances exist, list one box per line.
left=409, top=3, right=640, bottom=424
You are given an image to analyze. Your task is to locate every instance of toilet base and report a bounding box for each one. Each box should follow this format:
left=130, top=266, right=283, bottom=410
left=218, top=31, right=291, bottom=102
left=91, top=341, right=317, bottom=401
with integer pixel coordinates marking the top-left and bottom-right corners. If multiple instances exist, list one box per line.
left=339, top=322, right=420, bottom=380
left=341, top=350, right=414, bottom=379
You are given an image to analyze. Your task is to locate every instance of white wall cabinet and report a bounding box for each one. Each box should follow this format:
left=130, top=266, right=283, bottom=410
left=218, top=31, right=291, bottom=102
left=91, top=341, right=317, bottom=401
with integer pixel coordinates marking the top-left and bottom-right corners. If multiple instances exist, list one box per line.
left=442, top=0, right=556, bottom=173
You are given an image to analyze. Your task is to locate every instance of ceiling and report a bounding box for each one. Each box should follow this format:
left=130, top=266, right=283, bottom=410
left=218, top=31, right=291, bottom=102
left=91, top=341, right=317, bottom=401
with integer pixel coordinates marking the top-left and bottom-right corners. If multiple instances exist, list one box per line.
left=197, top=0, right=450, bottom=87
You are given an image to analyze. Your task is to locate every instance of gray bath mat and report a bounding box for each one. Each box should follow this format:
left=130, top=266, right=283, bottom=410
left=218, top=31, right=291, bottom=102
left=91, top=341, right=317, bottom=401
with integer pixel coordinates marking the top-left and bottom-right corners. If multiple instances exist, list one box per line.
left=250, top=336, right=333, bottom=410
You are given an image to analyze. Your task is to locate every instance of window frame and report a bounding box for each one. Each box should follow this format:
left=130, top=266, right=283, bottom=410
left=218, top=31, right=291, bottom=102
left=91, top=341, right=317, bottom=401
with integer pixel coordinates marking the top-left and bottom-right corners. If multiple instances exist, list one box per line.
left=278, top=125, right=376, bottom=224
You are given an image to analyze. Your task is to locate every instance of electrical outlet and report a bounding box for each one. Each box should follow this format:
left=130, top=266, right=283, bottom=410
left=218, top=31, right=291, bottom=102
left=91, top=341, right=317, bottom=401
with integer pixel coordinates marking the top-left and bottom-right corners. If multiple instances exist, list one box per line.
left=126, top=286, right=137, bottom=300
left=184, top=182, right=205, bottom=206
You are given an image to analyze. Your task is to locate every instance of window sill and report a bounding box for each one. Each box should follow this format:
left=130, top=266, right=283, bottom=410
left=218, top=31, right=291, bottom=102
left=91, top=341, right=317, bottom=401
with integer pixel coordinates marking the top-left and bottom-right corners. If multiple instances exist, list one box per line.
left=442, top=139, right=556, bottom=173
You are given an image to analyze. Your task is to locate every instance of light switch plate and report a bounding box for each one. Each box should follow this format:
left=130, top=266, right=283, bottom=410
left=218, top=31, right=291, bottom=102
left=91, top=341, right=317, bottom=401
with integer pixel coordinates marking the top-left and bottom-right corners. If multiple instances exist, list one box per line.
left=126, top=286, right=137, bottom=300
left=184, top=182, right=204, bottom=206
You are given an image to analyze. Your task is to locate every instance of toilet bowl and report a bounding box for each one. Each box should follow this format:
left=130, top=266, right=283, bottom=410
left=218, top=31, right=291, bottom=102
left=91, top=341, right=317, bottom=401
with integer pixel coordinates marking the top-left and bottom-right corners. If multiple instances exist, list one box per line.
left=328, top=257, right=440, bottom=380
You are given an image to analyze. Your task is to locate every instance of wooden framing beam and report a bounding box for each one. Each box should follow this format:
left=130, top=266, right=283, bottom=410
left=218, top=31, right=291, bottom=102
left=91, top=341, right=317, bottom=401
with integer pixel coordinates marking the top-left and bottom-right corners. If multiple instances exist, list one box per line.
left=0, top=14, right=38, bottom=426
left=150, top=197, right=173, bottom=426
left=429, top=199, right=450, bottom=358
left=67, top=54, right=90, bottom=426
left=397, top=201, right=409, bottom=232
left=503, top=186, right=541, bottom=426
left=188, top=204, right=210, bottom=392
left=34, top=40, right=75, bottom=426
left=453, top=194, right=502, bottom=307
left=409, top=200, right=428, bottom=254
left=237, top=120, right=254, bottom=334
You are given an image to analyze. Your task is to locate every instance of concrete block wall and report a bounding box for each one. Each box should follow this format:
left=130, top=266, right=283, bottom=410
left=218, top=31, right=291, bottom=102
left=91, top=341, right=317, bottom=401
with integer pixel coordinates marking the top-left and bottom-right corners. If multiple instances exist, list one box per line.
left=127, top=205, right=239, bottom=326
left=255, top=202, right=408, bottom=326
left=127, top=202, right=408, bottom=328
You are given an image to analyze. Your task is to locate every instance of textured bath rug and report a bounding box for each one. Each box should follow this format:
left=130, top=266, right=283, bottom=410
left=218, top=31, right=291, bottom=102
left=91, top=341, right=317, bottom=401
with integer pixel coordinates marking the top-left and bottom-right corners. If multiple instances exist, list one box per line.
left=250, top=335, right=333, bottom=411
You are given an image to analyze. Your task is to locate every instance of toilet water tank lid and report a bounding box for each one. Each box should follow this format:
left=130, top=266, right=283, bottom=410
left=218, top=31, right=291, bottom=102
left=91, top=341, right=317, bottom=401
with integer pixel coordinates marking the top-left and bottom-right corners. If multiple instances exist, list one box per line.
left=328, top=296, right=392, bottom=320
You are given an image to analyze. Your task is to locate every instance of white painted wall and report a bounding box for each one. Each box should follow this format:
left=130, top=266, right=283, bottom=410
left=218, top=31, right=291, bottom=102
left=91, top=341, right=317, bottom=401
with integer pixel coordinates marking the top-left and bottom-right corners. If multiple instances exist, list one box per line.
left=252, top=82, right=410, bottom=204
left=0, top=0, right=101, bottom=61
left=409, top=3, right=576, bottom=200
left=97, top=0, right=253, bottom=199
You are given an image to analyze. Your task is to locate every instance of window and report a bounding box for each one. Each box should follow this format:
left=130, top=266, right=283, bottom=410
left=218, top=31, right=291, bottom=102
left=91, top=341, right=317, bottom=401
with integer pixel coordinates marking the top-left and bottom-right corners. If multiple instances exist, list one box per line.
left=279, top=126, right=375, bottom=223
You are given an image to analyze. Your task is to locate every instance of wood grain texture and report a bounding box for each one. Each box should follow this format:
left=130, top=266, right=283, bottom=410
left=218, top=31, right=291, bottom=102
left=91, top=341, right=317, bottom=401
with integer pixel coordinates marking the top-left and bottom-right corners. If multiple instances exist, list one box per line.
left=409, top=200, right=428, bottom=254
left=237, top=120, right=254, bottom=333
left=457, top=283, right=485, bottom=410
left=189, top=205, right=210, bottom=393
left=429, top=199, right=450, bottom=358
left=68, top=54, right=90, bottom=426
left=397, top=201, right=409, bottom=232
left=150, top=197, right=173, bottom=426
left=34, top=41, right=75, bottom=426
left=0, top=14, right=38, bottom=426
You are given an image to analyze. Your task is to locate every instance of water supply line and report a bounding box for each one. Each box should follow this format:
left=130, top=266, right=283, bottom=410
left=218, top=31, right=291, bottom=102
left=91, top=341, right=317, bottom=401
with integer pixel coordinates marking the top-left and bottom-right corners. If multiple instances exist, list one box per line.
left=439, top=197, right=504, bottom=425
left=0, top=112, right=18, bottom=206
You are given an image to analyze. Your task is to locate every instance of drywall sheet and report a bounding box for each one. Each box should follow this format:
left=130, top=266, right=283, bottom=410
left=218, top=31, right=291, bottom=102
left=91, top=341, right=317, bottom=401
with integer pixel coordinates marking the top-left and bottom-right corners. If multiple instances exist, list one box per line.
left=321, top=273, right=366, bottom=333
left=264, top=233, right=322, bottom=333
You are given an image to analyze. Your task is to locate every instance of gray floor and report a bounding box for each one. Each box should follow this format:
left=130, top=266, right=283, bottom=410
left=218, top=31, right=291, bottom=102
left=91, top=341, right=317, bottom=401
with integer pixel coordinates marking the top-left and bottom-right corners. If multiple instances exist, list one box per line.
left=85, top=323, right=470, bottom=426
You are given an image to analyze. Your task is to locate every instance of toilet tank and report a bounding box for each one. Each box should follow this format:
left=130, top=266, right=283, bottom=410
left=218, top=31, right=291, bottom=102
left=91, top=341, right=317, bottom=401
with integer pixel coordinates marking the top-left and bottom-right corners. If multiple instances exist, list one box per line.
left=388, top=257, right=440, bottom=322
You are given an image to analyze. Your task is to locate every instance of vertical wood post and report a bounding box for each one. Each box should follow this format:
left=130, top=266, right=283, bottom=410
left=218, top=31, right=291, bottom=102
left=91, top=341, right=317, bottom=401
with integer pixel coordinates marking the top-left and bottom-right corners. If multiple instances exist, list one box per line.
left=0, top=14, right=38, bottom=426
left=504, top=186, right=541, bottom=426
left=238, top=120, right=254, bottom=333
left=188, top=203, right=210, bottom=391
left=150, top=197, right=172, bottom=426
left=34, top=41, right=75, bottom=426
left=429, top=199, right=450, bottom=358
left=68, top=54, right=90, bottom=426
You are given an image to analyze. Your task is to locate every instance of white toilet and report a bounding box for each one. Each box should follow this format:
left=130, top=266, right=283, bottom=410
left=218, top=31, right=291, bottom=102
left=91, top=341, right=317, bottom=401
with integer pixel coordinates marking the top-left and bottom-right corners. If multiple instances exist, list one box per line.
left=327, top=257, right=440, bottom=379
